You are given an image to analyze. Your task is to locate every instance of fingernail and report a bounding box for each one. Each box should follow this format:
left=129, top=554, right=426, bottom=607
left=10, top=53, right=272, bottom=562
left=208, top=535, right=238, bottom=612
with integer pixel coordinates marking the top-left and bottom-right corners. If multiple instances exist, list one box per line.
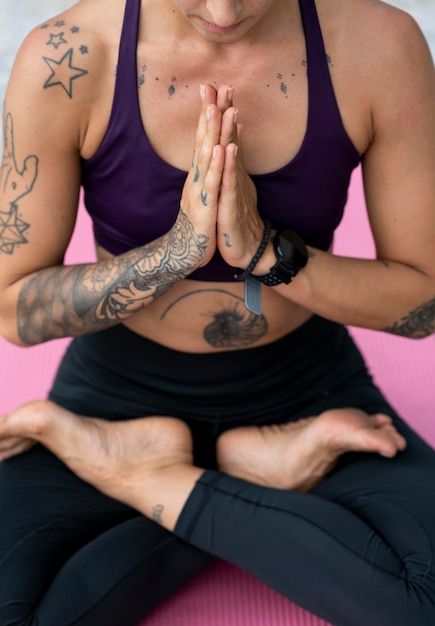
left=228, top=86, right=234, bottom=102
left=200, top=84, right=206, bottom=101
left=206, top=105, right=211, bottom=121
left=233, top=108, right=238, bottom=125
left=213, top=145, right=218, bottom=158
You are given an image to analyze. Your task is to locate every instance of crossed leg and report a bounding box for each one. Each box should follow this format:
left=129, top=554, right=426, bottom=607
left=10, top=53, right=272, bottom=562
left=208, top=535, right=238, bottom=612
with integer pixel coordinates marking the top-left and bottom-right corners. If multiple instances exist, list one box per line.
left=2, top=399, right=434, bottom=625
left=0, top=400, right=406, bottom=531
left=0, top=440, right=214, bottom=626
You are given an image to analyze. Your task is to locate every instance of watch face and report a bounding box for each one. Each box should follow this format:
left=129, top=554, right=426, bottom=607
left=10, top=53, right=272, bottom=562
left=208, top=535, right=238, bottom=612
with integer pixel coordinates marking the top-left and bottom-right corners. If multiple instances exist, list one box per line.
left=279, top=234, right=296, bottom=259
left=276, top=230, right=308, bottom=269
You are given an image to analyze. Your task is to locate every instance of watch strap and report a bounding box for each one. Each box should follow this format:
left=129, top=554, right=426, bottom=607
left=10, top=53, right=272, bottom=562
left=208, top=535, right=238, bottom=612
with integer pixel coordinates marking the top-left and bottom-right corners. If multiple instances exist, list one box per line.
left=233, top=221, right=272, bottom=282
left=258, top=271, right=291, bottom=286
left=256, top=229, right=308, bottom=286
left=244, top=275, right=263, bottom=314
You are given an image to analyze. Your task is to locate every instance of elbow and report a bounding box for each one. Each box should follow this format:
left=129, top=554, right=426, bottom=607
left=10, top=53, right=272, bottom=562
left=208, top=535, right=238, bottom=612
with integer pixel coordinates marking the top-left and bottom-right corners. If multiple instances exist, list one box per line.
left=0, top=310, right=29, bottom=347
left=0, top=283, right=40, bottom=346
left=0, top=322, right=27, bottom=347
left=387, top=328, right=434, bottom=340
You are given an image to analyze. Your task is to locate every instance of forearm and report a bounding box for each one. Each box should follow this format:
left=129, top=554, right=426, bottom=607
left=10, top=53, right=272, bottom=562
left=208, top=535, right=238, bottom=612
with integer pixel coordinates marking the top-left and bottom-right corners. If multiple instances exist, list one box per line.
left=278, top=249, right=435, bottom=338
left=14, top=213, right=209, bottom=345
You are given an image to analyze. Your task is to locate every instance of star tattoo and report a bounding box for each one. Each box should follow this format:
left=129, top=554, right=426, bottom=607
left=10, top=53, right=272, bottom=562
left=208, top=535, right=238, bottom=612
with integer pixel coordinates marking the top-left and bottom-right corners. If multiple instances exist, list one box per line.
left=0, top=204, right=30, bottom=255
left=71, top=26, right=80, bottom=33
left=54, top=20, right=65, bottom=27
left=46, top=32, right=68, bottom=50
left=43, top=48, right=88, bottom=99
left=79, top=45, right=89, bottom=55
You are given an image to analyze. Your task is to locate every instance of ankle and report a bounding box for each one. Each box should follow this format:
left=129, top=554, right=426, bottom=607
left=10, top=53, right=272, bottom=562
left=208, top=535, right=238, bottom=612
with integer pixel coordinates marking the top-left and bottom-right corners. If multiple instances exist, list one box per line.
left=140, top=463, right=205, bottom=531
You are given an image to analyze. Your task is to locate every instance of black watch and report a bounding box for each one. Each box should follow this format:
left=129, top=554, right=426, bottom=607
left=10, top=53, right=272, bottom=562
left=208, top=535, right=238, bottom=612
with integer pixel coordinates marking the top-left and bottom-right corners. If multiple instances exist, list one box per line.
left=257, top=229, right=308, bottom=286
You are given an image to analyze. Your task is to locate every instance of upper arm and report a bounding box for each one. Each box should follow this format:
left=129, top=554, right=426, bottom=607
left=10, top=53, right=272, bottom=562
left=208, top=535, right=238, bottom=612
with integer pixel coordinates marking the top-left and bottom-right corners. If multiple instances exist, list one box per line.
left=361, top=6, right=435, bottom=277
left=0, top=10, right=95, bottom=333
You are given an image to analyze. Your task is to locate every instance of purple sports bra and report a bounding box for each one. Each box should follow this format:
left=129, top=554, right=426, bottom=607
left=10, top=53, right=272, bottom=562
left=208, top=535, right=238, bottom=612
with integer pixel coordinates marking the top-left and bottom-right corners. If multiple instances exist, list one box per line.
left=81, top=0, right=361, bottom=282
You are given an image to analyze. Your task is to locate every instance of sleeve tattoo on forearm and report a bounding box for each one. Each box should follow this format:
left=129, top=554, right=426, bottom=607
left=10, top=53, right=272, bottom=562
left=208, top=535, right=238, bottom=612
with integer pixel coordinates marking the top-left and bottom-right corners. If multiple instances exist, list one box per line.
left=17, top=211, right=209, bottom=344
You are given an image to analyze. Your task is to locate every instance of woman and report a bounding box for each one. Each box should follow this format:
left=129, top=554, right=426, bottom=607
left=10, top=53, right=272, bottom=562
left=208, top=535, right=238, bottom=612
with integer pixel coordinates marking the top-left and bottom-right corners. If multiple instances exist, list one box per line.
left=0, top=0, right=434, bottom=624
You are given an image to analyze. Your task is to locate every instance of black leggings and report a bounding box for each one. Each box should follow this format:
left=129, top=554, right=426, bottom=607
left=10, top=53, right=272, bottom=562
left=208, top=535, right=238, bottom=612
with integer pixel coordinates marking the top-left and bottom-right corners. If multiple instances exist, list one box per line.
left=1, top=316, right=435, bottom=626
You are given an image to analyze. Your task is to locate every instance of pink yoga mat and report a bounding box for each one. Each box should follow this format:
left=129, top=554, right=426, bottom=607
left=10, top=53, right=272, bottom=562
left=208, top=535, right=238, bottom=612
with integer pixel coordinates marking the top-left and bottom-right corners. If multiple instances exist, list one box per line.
left=140, top=561, right=332, bottom=626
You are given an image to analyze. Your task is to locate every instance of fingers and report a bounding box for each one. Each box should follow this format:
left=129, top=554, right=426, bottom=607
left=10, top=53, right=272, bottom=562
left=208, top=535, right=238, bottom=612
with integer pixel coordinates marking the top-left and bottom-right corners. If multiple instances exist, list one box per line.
left=191, top=85, right=238, bottom=193
left=190, top=102, right=224, bottom=210
left=194, top=83, right=217, bottom=156
left=220, top=107, right=238, bottom=147
left=179, top=85, right=224, bottom=260
left=193, top=84, right=237, bottom=162
left=201, top=143, right=225, bottom=206
left=217, top=84, right=237, bottom=145
left=193, top=85, right=226, bottom=175
left=216, top=84, right=234, bottom=113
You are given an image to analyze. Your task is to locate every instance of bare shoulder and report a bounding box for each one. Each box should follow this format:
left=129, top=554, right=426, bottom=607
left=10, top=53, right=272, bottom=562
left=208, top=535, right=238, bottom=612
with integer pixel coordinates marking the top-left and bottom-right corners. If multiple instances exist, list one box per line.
left=326, top=0, right=434, bottom=136
left=5, top=0, right=124, bottom=150
left=334, top=0, right=433, bottom=68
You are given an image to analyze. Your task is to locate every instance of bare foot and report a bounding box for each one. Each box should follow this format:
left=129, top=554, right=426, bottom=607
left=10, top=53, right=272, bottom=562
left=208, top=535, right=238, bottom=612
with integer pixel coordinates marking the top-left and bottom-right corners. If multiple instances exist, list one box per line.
left=216, top=409, right=407, bottom=491
left=0, top=400, right=204, bottom=530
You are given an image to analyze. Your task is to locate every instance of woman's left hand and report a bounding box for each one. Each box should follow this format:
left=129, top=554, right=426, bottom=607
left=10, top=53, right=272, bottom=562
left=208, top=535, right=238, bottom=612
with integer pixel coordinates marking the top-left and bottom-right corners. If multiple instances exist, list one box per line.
left=215, top=108, right=265, bottom=270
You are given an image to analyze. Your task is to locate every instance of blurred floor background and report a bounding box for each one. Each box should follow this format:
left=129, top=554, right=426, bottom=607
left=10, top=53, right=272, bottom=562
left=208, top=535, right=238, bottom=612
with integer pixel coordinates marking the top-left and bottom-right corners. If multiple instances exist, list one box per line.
left=1, top=0, right=434, bottom=141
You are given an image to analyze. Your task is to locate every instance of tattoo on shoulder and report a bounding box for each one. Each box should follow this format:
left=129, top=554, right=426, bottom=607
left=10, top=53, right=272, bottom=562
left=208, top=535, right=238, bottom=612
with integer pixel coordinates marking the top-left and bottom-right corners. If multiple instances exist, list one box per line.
left=0, top=111, right=38, bottom=255
left=161, top=289, right=268, bottom=348
left=384, top=296, right=435, bottom=338
left=41, top=19, right=89, bottom=99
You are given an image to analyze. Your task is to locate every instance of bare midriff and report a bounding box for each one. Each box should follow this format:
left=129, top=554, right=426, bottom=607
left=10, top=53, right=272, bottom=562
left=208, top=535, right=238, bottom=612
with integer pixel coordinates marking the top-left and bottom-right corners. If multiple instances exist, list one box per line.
left=97, top=246, right=312, bottom=353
